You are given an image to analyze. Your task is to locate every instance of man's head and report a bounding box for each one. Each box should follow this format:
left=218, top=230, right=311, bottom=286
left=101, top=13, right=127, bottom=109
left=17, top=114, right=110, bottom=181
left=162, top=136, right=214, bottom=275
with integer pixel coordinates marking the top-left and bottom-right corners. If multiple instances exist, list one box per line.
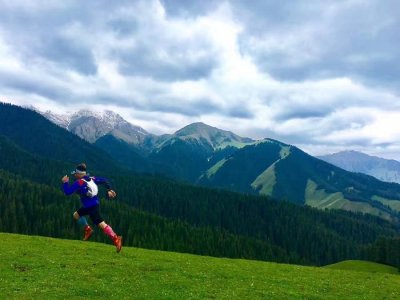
left=71, top=163, right=87, bottom=179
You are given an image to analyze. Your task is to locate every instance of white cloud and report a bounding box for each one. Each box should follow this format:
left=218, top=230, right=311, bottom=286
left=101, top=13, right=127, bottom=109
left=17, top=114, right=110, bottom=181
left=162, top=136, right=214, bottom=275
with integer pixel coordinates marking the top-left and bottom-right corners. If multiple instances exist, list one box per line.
left=1, top=0, right=400, bottom=159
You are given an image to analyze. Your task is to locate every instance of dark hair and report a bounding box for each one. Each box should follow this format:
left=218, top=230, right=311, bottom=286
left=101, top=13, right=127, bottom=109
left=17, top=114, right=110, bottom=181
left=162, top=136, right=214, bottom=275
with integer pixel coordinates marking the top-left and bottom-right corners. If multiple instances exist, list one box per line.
left=76, top=163, right=87, bottom=172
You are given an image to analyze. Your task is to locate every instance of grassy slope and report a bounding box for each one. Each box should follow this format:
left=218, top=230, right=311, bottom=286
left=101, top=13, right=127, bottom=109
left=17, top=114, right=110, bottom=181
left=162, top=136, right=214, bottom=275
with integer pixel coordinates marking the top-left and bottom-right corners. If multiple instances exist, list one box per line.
left=1, top=233, right=399, bottom=299
left=304, top=180, right=394, bottom=221
left=324, top=260, right=399, bottom=275
left=372, top=195, right=400, bottom=212
left=205, top=158, right=228, bottom=178
left=251, top=164, right=276, bottom=195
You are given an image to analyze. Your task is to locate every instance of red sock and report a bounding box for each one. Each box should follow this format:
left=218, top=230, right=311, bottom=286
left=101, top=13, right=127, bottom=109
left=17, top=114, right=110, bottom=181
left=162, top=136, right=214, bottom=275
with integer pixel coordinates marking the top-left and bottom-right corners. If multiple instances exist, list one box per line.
left=103, top=225, right=117, bottom=239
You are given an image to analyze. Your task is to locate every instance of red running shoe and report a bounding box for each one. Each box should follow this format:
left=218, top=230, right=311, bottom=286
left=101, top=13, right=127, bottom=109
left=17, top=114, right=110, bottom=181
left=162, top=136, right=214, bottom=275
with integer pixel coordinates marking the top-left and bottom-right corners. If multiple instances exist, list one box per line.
left=113, top=236, right=123, bottom=253
left=83, top=226, right=93, bottom=241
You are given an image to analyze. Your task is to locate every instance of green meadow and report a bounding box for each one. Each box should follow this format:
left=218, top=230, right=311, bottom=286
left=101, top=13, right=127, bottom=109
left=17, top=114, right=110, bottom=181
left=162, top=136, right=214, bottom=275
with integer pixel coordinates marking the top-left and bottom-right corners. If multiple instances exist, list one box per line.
left=0, top=233, right=399, bottom=299
left=325, top=260, right=399, bottom=275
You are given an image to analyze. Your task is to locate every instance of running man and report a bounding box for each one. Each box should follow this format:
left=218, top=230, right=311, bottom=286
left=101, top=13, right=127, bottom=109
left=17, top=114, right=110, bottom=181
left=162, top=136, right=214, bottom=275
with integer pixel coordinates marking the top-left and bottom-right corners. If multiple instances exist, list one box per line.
left=61, top=163, right=122, bottom=252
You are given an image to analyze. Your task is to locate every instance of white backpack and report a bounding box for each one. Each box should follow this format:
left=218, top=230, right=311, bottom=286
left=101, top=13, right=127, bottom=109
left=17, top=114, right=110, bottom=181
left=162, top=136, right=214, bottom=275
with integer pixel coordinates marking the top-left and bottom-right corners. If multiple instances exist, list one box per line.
left=83, top=178, right=98, bottom=198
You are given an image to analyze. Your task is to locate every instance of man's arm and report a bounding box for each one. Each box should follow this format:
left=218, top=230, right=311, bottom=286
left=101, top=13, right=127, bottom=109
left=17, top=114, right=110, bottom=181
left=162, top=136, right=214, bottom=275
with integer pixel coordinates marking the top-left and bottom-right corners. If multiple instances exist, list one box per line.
left=93, top=177, right=117, bottom=198
left=61, top=175, right=80, bottom=196
left=92, top=176, right=112, bottom=190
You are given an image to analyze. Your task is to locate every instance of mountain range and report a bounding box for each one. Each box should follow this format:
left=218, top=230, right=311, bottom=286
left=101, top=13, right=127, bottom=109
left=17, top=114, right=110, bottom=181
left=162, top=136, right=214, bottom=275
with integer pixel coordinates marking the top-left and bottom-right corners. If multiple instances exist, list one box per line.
left=318, top=151, right=400, bottom=184
left=203, top=139, right=400, bottom=220
left=40, top=109, right=256, bottom=179
left=1, top=102, right=399, bottom=268
left=42, top=109, right=254, bottom=149
left=36, top=107, right=400, bottom=222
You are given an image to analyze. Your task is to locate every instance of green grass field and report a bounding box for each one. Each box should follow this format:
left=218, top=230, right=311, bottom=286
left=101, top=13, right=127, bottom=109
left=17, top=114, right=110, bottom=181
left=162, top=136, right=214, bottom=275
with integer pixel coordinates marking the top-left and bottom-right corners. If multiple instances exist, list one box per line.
left=325, top=260, right=399, bottom=275
left=0, top=233, right=399, bottom=299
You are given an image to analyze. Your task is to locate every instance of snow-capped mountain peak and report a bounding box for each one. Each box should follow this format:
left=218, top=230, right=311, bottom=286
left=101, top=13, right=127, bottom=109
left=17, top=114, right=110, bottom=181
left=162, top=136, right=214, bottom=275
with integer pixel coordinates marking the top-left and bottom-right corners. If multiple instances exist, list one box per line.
left=39, top=108, right=149, bottom=144
left=42, top=110, right=72, bottom=129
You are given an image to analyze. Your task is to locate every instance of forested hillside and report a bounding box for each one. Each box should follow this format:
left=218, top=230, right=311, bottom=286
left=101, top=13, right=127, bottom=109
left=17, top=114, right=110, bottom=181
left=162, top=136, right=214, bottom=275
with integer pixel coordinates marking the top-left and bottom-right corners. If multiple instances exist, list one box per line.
left=1, top=103, right=399, bottom=268
left=0, top=166, right=398, bottom=266
left=201, top=140, right=400, bottom=222
left=0, top=103, right=120, bottom=174
left=34, top=103, right=400, bottom=223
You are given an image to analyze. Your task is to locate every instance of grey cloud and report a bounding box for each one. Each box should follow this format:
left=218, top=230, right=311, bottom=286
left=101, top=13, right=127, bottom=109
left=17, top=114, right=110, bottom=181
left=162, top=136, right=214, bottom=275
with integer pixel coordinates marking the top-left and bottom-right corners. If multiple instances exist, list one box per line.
left=0, top=70, right=71, bottom=101
left=258, top=41, right=400, bottom=90
left=2, top=0, right=399, bottom=89
left=108, top=15, right=219, bottom=81
left=160, top=0, right=400, bottom=91
left=249, top=126, right=373, bottom=148
left=39, top=37, right=97, bottom=75
left=93, top=91, right=222, bottom=117
left=265, top=94, right=341, bottom=123
left=234, top=0, right=400, bottom=91
left=107, top=18, right=139, bottom=37
left=227, top=106, right=254, bottom=119
left=104, top=1, right=220, bottom=81
left=160, top=0, right=220, bottom=17
left=233, top=1, right=317, bottom=30
left=324, top=137, right=374, bottom=147
left=274, top=109, right=328, bottom=121
left=94, top=94, right=144, bottom=109
left=117, top=47, right=217, bottom=81
left=248, top=109, right=377, bottom=147
left=2, top=0, right=220, bottom=84
left=0, top=1, right=97, bottom=75
left=151, top=98, right=221, bottom=116
left=373, top=142, right=394, bottom=148
left=241, top=127, right=301, bottom=144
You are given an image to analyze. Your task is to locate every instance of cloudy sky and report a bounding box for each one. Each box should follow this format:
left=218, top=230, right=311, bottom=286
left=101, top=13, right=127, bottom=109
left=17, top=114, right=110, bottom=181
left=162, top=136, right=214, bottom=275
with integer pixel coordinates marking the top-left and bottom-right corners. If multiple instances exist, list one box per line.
left=1, top=0, right=400, bottom=159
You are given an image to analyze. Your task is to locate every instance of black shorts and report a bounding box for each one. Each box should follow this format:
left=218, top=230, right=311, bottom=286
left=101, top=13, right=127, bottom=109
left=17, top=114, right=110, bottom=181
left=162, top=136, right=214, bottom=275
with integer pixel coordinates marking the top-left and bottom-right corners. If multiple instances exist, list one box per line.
left=76, top=205, right=104, bottom=225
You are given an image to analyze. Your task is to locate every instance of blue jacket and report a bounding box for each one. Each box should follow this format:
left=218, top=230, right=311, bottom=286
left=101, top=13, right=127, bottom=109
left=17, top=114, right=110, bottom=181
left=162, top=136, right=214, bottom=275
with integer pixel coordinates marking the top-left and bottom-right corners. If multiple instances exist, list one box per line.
left=62, top=175, right=111, bottom=208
